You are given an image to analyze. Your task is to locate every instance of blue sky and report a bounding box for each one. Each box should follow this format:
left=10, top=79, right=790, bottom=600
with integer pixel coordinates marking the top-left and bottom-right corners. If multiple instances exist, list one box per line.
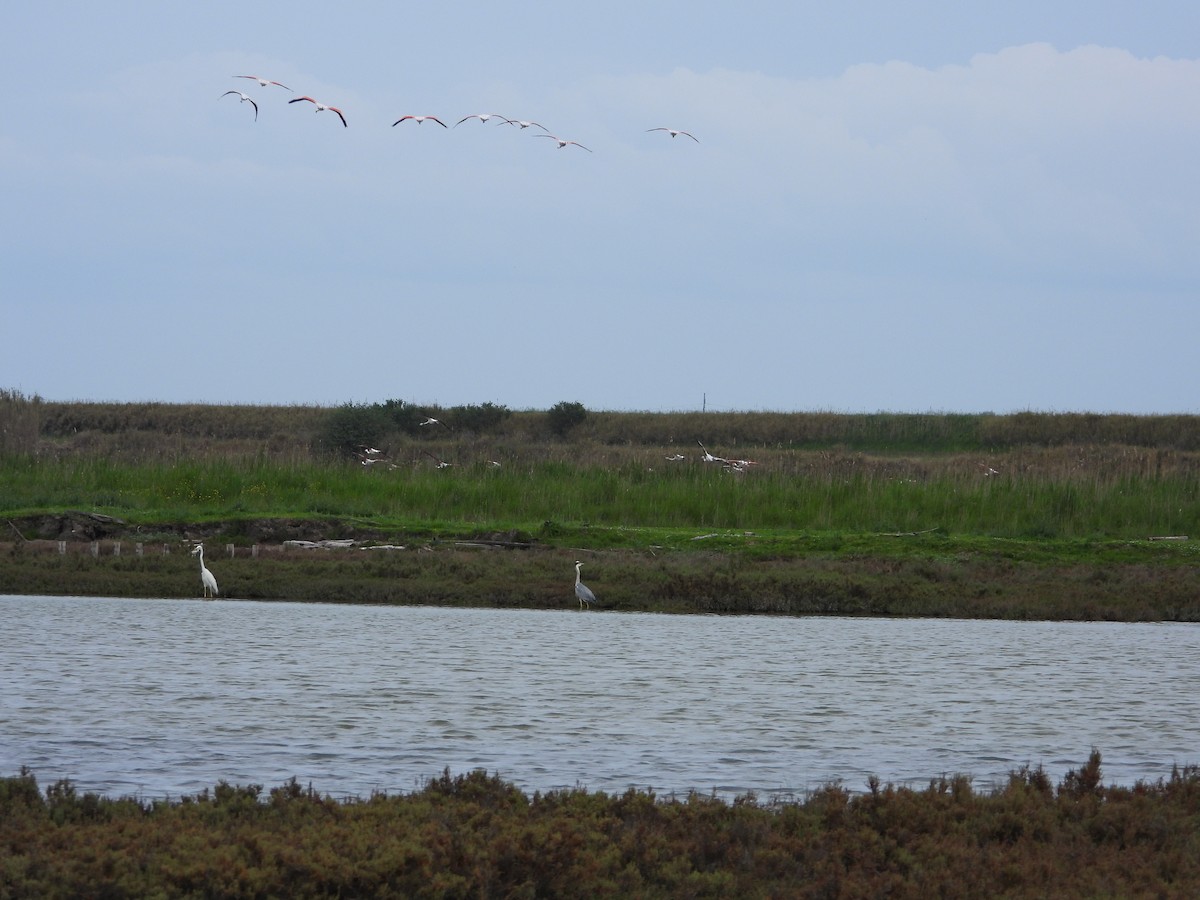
left=3, top=2, right=1198, bottom=413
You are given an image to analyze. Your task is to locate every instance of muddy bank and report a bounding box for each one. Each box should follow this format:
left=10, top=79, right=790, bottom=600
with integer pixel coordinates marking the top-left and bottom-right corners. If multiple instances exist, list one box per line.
left=3, top=536, right=1199, bottom=622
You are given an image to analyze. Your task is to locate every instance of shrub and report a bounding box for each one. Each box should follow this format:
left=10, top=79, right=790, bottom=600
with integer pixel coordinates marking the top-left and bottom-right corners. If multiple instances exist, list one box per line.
left=449, top=402, right=512, bottom=434
left=547, top=401, right=588, bottom=437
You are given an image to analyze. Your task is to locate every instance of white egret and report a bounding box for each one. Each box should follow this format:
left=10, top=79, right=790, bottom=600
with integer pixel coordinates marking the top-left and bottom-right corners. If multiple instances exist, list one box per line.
left=191, top=544, right=219, bottom=599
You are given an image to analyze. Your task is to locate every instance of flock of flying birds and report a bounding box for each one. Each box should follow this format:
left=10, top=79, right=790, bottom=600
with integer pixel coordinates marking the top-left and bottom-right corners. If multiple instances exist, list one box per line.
left=219, top=74, right=700, bottom=150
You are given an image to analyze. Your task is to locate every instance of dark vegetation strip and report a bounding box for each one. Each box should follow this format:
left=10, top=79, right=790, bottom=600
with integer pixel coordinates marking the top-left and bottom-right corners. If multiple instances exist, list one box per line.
left=3, top=753, right=1200, bottom=898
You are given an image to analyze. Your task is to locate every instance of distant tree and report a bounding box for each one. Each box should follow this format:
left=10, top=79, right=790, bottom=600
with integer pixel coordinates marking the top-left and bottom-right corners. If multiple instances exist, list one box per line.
left=547, top=401, right=588, bottom=437
left=379, top=399, right=424, bottom=434
left=317, top=402, right=391, bottom=456
left=450, top=402, right=512, bottom=434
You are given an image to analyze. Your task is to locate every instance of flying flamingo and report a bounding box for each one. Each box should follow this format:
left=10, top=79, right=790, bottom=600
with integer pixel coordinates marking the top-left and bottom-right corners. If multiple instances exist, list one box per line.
left=288, top=96, right=347, bottom=127
left=393, top=115, right=447, bottom=127
left=422, top=449, right=453, bottom=469
left=697, top=442, right=727, bottom=464
left=232, top=75, right=291, bottom=91
left=647, top=127, right=699, bottom=143
left=498, top=117, right=548, bottom=131
left=455, top=113, right=505, bottom=126
left=536, top=134, right=592, bottom=152
left=220, top=91, right=258, bottom=120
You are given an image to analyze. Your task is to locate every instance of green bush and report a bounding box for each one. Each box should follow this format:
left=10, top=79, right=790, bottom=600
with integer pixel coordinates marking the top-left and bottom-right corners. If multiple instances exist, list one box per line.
left=547, top=401, right=588, bottom=437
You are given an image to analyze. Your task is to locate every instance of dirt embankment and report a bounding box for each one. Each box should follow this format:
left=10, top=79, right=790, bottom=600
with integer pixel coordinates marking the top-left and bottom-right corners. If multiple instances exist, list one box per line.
left=4, top=513, right=367, bottom=545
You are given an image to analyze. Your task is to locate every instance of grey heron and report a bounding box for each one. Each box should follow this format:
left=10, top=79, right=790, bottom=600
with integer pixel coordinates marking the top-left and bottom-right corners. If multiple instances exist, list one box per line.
left=191, top=544, right=219, bottom=599
left=574, top=561, right=597, bottom=609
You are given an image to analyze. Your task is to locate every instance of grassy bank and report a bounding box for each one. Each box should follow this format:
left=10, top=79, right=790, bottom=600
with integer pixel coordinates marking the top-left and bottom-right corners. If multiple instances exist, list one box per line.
left=2, top=394, right=1198, bottom=618
left=4, top=754, right=1200, bottom=898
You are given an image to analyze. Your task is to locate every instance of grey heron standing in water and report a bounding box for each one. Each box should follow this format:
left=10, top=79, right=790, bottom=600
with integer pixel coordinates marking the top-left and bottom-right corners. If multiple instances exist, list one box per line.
left=191, top=543, right=219, bottom=599
left=574, top=561, right=597, bottom=609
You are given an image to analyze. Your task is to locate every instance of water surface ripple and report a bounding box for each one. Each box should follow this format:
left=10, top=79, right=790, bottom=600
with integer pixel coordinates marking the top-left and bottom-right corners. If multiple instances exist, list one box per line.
left=3, top=595, right=1198, bottom=800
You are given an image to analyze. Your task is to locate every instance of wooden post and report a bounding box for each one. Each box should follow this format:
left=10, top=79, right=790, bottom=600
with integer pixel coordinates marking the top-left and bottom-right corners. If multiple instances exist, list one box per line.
left=251, top=544, right=259, bottom=558
left=136, top=542, right=144, bottom=557
left=58, top=541, right=66, bottom=555
left=226, top=543, right=235, bottom=558
left=90, top=541, right=99, bottom=557
left=113, top=541, right=121, bottom=557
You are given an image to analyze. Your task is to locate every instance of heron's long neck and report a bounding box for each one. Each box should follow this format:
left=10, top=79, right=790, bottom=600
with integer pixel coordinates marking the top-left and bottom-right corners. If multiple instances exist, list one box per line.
left=575, top=566, right=581, bottom=586
left=197, top=548, right=204, bottom=566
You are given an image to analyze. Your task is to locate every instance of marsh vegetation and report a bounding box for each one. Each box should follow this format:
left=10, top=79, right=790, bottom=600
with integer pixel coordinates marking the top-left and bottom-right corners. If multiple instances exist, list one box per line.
left=2, top=391, right=1198, bottom=618
left=4, top=755, right=1200, bottom=897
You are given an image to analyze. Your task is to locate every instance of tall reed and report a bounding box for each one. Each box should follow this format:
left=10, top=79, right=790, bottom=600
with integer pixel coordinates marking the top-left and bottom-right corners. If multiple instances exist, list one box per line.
left=2, top=453, right=1196, bottom=540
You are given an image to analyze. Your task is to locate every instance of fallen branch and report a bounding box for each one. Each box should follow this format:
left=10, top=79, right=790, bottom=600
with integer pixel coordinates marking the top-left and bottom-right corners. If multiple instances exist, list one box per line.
left=882, top=527, right=940, bottom=537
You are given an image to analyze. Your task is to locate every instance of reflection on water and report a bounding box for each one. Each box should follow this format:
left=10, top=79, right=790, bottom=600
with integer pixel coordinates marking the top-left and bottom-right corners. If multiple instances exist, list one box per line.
left=2, top=595, right=1198, bottom=800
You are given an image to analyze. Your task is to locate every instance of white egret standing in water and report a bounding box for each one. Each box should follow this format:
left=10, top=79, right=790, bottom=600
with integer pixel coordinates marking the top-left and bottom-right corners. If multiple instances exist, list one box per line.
left=191, top=544, right=219, bottom=599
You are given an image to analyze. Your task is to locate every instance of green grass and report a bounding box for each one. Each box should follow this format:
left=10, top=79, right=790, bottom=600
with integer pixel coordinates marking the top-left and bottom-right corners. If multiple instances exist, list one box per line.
left=3, top=454, right=1197, bottom=541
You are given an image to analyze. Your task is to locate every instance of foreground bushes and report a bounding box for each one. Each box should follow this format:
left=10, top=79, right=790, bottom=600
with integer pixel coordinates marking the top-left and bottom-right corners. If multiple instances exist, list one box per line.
left=3, top=753, right=1199, bottom=897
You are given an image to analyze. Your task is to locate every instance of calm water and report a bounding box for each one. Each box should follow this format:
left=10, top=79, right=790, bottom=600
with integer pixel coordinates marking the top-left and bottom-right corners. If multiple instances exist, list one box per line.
left=2, top=594, right=1198, bottom=801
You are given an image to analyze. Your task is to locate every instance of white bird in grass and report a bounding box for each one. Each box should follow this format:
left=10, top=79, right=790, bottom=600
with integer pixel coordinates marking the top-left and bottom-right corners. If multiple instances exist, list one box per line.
left=220, top=91, right=258, bottom=120
left=536, top=135, right=592, bottom=152
left=698, top=442, right=727, bottom=464
left=665, top=454, right=686, bottom=461
left=647, top=127, right=699, bottom=143
left=574, top=561, right=597, bottom=609
left=191, top=544, right=219, bottom=599
left=393, top=115, right=447, bottom=127
left=422, top=449, right=454, bottom=469
left=288, top=96, right=348, bottom=127
left=235, top=75, right=292, bottom=91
